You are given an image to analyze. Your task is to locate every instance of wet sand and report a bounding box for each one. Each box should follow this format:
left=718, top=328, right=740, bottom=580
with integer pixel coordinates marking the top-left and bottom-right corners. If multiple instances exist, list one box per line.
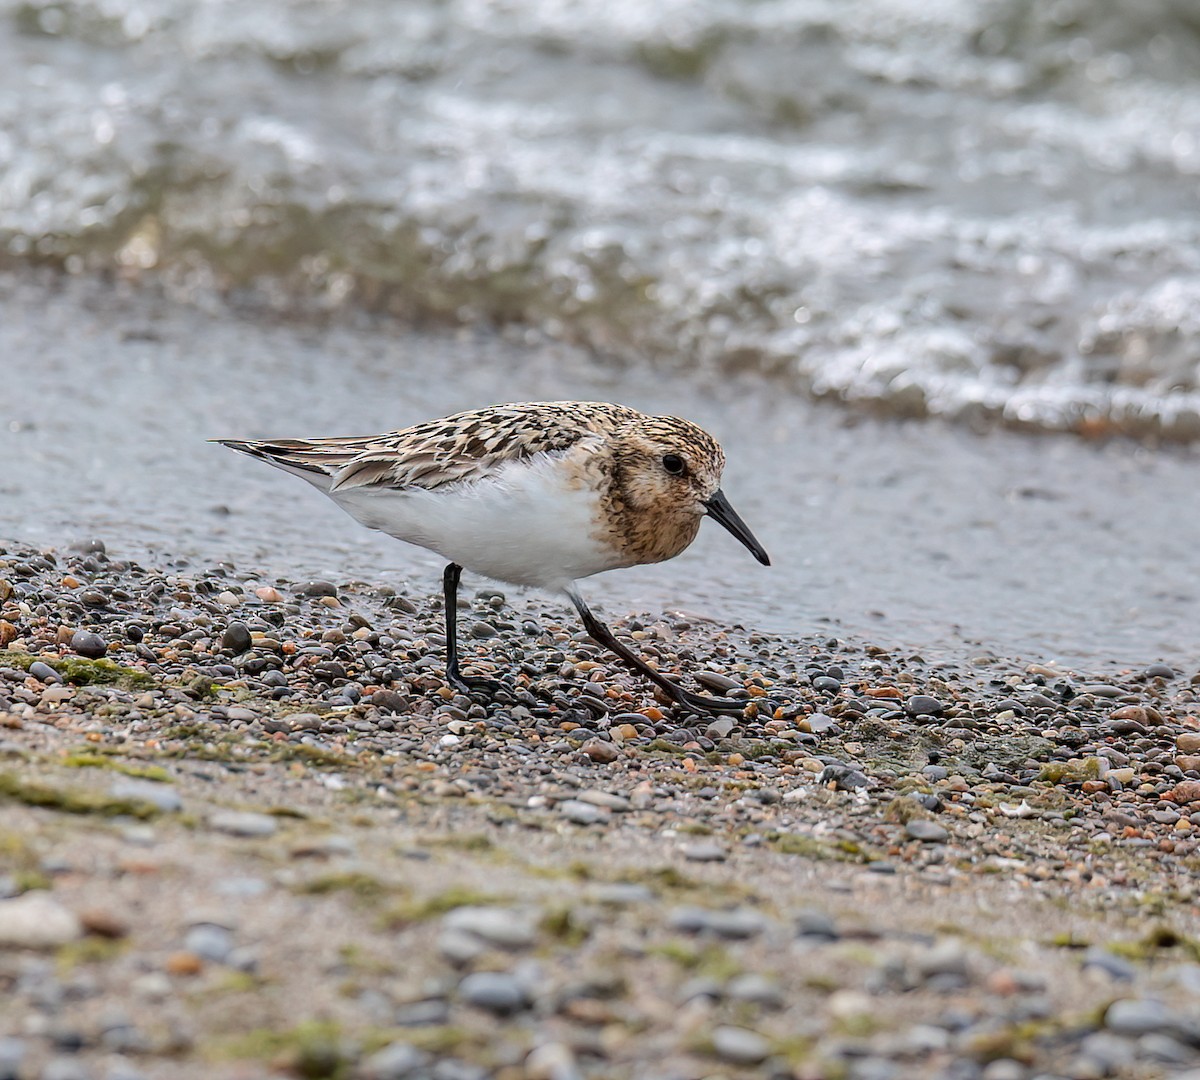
left=4, top=270, right=1199, bottom=667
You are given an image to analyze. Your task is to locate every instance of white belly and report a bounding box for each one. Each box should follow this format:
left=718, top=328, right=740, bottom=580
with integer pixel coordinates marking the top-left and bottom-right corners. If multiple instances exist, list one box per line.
left=328, top=456, right=620, bottom=589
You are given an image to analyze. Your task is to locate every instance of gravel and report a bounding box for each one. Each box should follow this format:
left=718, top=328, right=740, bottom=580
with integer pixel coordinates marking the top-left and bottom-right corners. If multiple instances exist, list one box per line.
left=3, top=540, right=1200, bottom=1079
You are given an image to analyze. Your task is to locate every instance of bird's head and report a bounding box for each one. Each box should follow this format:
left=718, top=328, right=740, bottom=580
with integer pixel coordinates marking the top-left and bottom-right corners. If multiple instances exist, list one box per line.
left=610, top=414, right=770, bottom=567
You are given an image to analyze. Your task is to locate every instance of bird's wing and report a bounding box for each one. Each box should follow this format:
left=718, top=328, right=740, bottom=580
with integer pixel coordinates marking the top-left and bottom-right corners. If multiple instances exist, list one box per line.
left=214, top=401, right=640, bottom=492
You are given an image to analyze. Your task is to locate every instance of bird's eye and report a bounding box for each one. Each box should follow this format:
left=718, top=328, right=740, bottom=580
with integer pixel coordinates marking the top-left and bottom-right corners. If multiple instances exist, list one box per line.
left=662, top=453, right=685, bottom=476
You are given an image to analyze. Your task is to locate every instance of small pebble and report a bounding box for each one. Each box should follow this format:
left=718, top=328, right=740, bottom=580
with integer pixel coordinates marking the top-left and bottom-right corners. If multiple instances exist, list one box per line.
left=111, top=780, right=182, bottom=814
left=668, top=905, right=767, bottom=939
left=581, top=738, right=619, bottom=763
left=69, top=629, right=107, bottom=658
left=915, top=939, right=971, bottom=981
left=1079, top=683, right=1124, bottom=698
left=906, top=819, right=949, bottom=843
left=208, top=811, right=278, bottom=838
left=78, top=908, right=130, bottom=939
left=726, top=973, right=784, bottom=1008
left=442, top=907, right=536, bottom=950
left=1083, top=948, right=1136, bottom=981
left=804, top=712, right=838, bottom=733
left=165, top=951, right=204, bottom=976
left=371, top=689, right=409, bottom=714
left=393, top=999, right=450, bottom=1027
left=0, top=893, right=82, bottom=949
left=559, top=799, right=607, bottom=825
left=981, top=1061, right=1026, bottom=1080
left=591, top=883, right=654, bottom=905
left=458, top=971, right=530, bottom=1015
left=1077, top=1031, right=1137, bottom=1073
left=817, top=764, right=872, bottom=790
left=795, top=909, right=839, bottom=940
left=0, top=1037, right=25, bottom=1079
left=359, top=1041, right=431, bottom=1080
left=41, top=1059, right=90, bottom=1080
left=1138, top=1032, right=1197, bottom=1064
left=28, top=661, right=61, bottom=684
left=712, top=1025, right=771, bottom=1065
left=298, top=580, right=338, bottom=597
left=438, top=929, right=486, bottom=967
left=184, top=924, right=234, bottom=964
left=1105, top=998, right=1177, bottom=1036
left=704, top=717, right=736, bottom=739
left=221, top=622, right=252, bottom=654
left=905, top=694, right=944, bottom=716
left=524, top=1042, right=582, bottom=1080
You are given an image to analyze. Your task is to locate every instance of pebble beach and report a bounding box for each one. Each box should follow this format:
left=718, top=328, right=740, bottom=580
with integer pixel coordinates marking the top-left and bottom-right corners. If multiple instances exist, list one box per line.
left=4, top=2, right=1200, bottom=1076
left=4, top=539, right=1200, bottom=1080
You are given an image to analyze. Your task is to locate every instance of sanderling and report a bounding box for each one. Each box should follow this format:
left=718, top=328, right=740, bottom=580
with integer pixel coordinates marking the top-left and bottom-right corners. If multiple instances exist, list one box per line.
left=214, top=401, right=769, bottom=713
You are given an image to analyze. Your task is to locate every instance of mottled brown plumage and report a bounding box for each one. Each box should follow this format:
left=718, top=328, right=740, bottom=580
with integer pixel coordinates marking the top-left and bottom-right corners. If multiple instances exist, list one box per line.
left=243, top=401, right=646, bottom=493
left=215, top=400, right=768, bottom=714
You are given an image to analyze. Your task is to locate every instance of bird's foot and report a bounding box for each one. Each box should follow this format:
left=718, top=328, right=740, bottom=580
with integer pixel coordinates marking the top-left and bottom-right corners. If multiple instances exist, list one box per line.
left=446, top=668, right=506, bottom=700
left=663, top=687, right=750, bottom=716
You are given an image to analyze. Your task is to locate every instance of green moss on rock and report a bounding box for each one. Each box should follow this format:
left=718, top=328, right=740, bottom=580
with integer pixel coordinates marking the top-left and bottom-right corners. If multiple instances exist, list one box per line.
left=0, top=771, right=161, bottom=819
left=0, top=650, right=156, bottom=689
left=62, top=752, right=171, bottom=782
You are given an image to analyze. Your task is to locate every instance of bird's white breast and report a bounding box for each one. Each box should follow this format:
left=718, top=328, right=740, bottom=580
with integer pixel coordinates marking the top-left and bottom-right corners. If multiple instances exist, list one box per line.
left=327, top=453, right=621, bottom=588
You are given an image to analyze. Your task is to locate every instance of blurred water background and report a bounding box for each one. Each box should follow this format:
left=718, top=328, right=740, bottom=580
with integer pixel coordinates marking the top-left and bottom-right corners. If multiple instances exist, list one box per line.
left=3, top=0, right=1199, bottom=665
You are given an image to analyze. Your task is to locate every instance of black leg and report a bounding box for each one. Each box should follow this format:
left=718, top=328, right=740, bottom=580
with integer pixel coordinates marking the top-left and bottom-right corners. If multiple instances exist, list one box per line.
left=565, top=587, right=748, bottom=715
left=442, top=563, right=502, bottom=696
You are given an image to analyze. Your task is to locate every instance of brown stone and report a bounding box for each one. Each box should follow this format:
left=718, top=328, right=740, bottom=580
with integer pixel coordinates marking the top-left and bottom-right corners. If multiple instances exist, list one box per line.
left=560, top=998, right=617, bottom=1025
left=79, top=908, right=130, bottom=939
left=165, top=951, right=203, bottom=976
left=1177, top=733, right=1200, bottom=754
left=985, top=969, right=1020, bottom=996
left=582, top=738, right=619, bottom=764
left=1108, top=705, right=1147, bottom=723
left=1177, top=755, right=1200, bottom=774
left=0, top=621, right=15, bottom=647
left=1171, top=780, right=1200, bottom=804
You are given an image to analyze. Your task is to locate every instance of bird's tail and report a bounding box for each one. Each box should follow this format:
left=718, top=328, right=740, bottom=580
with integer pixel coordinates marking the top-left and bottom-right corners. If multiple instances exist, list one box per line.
left=211, top=438, right=336, bottom=492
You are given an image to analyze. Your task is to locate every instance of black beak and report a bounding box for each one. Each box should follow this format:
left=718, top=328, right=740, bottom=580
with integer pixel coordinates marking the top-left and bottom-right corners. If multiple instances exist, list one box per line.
left=703, top=489, right=770, bottom=566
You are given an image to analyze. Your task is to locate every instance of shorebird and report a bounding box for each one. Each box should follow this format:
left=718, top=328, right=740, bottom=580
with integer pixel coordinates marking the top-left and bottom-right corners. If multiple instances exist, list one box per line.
left=215, top=401, right=769, bottom=713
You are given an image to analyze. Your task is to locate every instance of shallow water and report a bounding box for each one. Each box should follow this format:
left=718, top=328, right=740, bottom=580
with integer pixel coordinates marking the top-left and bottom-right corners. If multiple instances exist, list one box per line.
left=4, top=272, right=1198, bottom=669
left=2, top=0, right=1200, bottom=436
